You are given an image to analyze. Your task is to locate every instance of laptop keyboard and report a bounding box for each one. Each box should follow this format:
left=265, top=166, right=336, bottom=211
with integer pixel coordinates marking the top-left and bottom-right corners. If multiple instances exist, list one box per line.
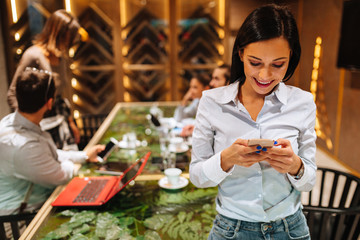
left=73, top=179, right=109, bottom=203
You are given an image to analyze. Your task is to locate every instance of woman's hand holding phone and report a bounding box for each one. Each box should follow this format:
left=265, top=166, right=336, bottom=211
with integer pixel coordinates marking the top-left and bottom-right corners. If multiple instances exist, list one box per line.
left=85, top=144, right=106, bottom=163
left=220, top=138, right=271, bottom=172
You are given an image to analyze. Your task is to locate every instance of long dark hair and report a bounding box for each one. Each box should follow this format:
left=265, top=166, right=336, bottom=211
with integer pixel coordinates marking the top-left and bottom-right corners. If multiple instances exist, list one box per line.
left=33, top=9, right=80, bottom=58
left=230, top=4, right=301, bottom=85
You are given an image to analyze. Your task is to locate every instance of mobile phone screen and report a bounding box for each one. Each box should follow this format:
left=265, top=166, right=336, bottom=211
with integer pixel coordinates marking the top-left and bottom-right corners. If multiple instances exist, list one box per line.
left=150, top=113, right=161, bottom=127
left=98, top=141, right=116, bottom=158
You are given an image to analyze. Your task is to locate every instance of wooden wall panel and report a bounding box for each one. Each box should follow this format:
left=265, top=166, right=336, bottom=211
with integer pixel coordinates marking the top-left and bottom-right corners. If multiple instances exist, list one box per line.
left=338, top=72, right=360, bottom=172
left=301, top=0, right=343, bottom=156
left=300, top=0, right=360, bottom=174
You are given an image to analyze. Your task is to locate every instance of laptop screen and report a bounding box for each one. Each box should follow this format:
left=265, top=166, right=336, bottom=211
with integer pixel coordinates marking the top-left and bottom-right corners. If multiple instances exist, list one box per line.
left=121, top=159, right=143, bottom=185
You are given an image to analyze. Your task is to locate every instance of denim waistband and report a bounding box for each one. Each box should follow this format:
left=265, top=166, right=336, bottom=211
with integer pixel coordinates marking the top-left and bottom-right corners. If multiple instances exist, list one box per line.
left=217, top=208, right=303, bottom=232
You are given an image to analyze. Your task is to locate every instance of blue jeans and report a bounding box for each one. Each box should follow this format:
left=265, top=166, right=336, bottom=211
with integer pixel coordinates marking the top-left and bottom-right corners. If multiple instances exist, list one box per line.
left=208, top=208, right=310, bottom=240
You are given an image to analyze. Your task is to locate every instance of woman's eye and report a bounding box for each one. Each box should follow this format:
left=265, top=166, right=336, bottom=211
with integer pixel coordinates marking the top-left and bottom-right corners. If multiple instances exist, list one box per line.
left=272, top=63, right=285, bottom=68
left=250, top=62, right=260, bottom=66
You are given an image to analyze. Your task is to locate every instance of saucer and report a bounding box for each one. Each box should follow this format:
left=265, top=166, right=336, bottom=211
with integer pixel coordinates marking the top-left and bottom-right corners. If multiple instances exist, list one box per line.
left=168, top=143, right=189, bottom=153
left=158, top=176, right=189, bottom=190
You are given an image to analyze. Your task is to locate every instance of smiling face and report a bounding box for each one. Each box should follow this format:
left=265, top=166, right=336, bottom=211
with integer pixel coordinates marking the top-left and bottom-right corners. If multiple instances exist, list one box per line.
left=240, top=37, right=291, bottom=97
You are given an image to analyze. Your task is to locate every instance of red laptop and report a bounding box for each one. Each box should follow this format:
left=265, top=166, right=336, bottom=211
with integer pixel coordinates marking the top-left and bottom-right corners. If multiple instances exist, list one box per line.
left=52, top=152, right=151, bottom=207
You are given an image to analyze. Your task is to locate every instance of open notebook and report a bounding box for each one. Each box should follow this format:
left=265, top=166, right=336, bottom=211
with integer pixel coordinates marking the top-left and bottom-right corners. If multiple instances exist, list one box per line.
left=52, top=152, right=151, bottom=207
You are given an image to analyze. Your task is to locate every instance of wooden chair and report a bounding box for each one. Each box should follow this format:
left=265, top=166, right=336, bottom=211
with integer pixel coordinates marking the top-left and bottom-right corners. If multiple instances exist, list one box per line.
left=0, top=212, right=37, bottom=240
left=302, top=167, right=360, bottom=240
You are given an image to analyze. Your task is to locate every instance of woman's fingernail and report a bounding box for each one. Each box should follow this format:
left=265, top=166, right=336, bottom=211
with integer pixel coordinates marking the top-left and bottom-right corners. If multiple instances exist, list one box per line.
left=274, top=141, right=278, bottom=145
left=256, top=151, right=261, bottom=153
left=256, top=146, right=262, bottom=150
left=262, top=148, right=267, bottom=152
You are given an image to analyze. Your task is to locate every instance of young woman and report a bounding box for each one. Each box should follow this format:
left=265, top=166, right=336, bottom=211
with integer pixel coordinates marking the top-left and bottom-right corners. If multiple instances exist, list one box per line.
left=174, top=72, right=210, bottom=122
left=190, top=4, right=316, bottom=240
left=8, top=9, right=87, bottom=150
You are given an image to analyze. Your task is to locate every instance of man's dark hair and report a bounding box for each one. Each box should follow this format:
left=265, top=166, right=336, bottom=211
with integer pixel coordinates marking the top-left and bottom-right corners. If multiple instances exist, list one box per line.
left=218, top=63, right=231, bottom=84
left=193, top=72, right=211, bottom=87
left=16, top=68, right=55, bottom=113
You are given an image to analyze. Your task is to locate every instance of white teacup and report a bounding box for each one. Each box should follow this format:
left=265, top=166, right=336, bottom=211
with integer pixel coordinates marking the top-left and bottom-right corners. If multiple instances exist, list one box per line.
left=169, top=137, right=185, bottom=152
left=164, top=168, right=182, bottom=186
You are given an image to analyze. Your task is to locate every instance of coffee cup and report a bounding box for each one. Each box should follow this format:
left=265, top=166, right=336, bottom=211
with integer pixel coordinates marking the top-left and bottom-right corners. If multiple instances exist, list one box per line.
left=164, top=168, right=182, bottom=186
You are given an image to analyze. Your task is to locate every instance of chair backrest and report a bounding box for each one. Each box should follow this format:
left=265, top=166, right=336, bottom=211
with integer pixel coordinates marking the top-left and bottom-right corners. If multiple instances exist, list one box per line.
left=0, top=212, right=37, bottom=240
left=77, top=113, right=108, bottom=149
left=302, top=167, right=360, bottom=240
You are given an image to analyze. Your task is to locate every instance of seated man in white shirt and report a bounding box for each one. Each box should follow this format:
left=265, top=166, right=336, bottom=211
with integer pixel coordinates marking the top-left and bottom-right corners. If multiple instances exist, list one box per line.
left=0, top=68, right=104, bottom=215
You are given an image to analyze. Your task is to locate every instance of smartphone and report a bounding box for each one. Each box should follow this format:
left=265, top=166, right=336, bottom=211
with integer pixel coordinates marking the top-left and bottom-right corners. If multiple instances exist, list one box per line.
left=98, top=137, right=118, bottom=160
left=248, top=139, right=274, bottom=148
left=150, top=113, right=161, bottom=127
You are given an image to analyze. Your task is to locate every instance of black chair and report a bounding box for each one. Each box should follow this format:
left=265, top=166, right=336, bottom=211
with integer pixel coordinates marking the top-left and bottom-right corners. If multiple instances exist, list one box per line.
left=0, top=212, right=37, bottom=240
left=302, top=167, right=360, bottom=240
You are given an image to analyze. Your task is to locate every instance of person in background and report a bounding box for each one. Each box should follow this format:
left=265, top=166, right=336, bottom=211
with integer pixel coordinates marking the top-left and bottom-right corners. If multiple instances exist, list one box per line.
left=209, top=63, right=231, bottom=89
left=0, top=68, right=104, bottom=216
left=7, top=9, right=88, bottom=151
left=190, top=4, right=316, bottom=239
left=180, top=65, right=230, bottom=137
left=174, top=72, right=210, bottom=123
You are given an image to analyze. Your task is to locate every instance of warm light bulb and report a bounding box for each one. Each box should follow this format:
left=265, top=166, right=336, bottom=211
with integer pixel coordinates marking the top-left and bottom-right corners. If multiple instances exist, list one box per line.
left=316, top=37, right=322, bottom=45
left=219, top=0, right=225, bottom=26
left=313, top=58, right=320, bottom=69
left=69, top=48, right=75, bottom=58
left=124, top=92, right=131, bottom=102
left=74, top=110, right=80, bottom=119
left=315, top=118, right=320, bottom=129
left=326, top=139, right=333, bottom=150
left=314, top=45, right=321, bottom=58
left=11, top=0, right=18, bottom=23
left=71, top=78, right=78, bottom=88
left=311, top=69, right=318, bottom=81
left=65, top=0, right=72, bottom=12
left=16, top=48, right=22, bottom=55
left=14, top=32, right=20, bottom=41
left=120, top=0, right=127, bottom=28
left=72, top=94, right=79, bottom=103
left=123, top=76, right=130, bottom=88
left=122, top=46, right=129, bottom=56
left=218, top=29, right=225, bottom=39
left=218, top=45, right=224, bottom=55
left=310, top=81, right=317, bottom=93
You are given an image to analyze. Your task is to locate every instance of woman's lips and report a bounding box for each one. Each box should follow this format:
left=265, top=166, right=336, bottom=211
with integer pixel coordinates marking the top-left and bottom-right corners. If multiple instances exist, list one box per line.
left=254, top=78, right=273, bottom=88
